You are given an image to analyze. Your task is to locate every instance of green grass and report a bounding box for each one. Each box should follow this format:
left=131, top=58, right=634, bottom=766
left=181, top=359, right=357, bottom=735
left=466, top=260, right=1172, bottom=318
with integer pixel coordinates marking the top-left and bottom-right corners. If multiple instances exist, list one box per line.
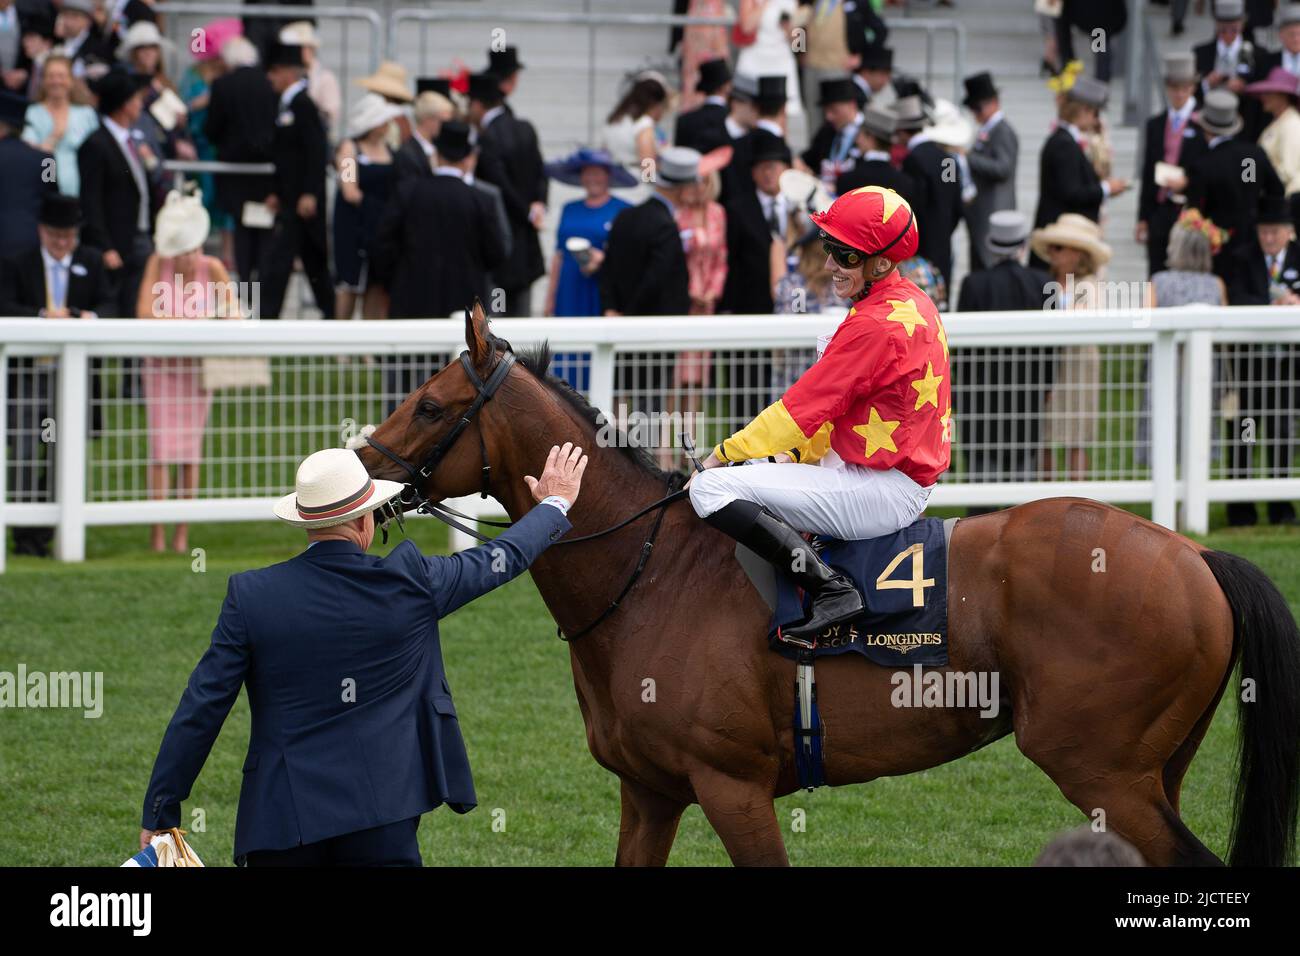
left=1, top=510, right=1298, bottom=866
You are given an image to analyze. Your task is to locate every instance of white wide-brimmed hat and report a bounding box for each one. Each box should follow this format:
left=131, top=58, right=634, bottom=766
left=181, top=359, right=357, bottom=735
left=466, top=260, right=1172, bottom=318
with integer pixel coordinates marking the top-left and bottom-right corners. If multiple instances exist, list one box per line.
left=273, top=448, right=406, bottom=528
left=347, top=92, right=406, bottom=139
left=1030, top=213, right=1113, bottom=269
left=779, top=168, right=833, bottom=214
left=279, top=20, right=321, bottom=48
left=928, top=98, right=974, bottom=150
left=153, top=190, right=210, bottom=258
left=117, top=21, right=173, bottom=59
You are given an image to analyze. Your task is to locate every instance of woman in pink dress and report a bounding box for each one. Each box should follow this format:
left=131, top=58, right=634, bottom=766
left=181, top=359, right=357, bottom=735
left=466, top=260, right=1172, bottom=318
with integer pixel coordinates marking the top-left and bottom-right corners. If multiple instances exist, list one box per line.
left=672, top=147, right=730, bottom=469
left=136, top=191, right=242, bottom=553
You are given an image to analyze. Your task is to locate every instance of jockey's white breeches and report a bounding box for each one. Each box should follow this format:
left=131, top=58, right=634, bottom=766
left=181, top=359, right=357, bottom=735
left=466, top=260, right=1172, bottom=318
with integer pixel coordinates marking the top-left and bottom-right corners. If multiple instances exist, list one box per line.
left=688, top=450, right=934, bottom=540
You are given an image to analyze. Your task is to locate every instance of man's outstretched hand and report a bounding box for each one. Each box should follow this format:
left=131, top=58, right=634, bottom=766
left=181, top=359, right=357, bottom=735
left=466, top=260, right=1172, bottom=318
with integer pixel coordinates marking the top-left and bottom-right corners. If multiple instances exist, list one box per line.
left=525, top=442, right=588, bottom=505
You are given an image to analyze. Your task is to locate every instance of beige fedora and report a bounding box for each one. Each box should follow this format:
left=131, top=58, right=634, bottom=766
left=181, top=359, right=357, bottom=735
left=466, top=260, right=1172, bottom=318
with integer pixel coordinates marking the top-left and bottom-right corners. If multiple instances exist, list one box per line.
left=1030, top=213, right=1113, bottom=269
left=355, top=60, right=414, bottom=103
left=273, top=448, right=405, bottom=529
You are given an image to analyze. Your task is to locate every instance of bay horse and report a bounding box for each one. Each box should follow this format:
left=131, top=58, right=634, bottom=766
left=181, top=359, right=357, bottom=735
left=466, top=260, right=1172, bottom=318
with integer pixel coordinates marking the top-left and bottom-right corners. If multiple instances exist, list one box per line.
left=356, top=306, right=1300, bottom=866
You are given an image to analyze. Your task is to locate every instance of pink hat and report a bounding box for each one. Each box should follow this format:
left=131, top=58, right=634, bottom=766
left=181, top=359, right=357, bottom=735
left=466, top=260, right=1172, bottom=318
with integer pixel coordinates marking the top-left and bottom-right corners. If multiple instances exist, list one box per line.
left=193, top=18, right=243, bottom=63
left=1245, top=66, right=1300, bottom=99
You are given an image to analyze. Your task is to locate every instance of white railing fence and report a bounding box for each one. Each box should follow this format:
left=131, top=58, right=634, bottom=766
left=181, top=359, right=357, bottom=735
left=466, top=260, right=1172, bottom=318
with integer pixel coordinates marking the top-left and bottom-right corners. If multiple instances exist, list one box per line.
left=3, top=307, right=1299, bottom=572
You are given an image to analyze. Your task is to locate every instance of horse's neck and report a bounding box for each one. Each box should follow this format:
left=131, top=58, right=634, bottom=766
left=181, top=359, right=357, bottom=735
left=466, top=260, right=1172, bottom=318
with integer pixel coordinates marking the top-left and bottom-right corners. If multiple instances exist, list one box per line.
left=486, top=385, right=684, bottom=679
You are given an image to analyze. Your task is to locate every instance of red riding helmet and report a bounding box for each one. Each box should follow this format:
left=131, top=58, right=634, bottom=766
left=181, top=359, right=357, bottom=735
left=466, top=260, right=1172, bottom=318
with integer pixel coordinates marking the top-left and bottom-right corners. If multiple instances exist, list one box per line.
left=811, top=186, right=920, bottom=263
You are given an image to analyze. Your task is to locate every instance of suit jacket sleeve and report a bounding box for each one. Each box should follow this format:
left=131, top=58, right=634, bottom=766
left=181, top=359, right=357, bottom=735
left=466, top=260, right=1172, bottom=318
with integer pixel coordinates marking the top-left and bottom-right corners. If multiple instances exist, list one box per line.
left=476, top=189, right=509, bottom=270
left=0, top=254, right=40, bottom=316
left=296, top=94, right=328, bottom=199
left=422, top=504, right=570, bottom=618
left=372, top=183, right=408, bottom=286
left=86, top=249, right=114, bottom=316
left=1045, top=136, right=1104, bottom=210
left=141, top=576, right=252, bottom=829
left=599, top=213, right=627, bottom=312
left=77, top=138, right=111, bottom=253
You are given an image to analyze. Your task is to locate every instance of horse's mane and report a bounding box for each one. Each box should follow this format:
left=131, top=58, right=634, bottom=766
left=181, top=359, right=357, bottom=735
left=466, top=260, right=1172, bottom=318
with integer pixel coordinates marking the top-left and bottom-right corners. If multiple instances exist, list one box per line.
left=491, top=334, right=683, bottom=484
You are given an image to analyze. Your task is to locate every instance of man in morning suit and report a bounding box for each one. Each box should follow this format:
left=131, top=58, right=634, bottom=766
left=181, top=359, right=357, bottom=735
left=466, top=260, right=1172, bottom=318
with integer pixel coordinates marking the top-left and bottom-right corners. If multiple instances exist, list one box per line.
left=1137, top=53, right=1208, bottom=275
left=896, top=94, right=964, bottom=295
left=373, top=121, right=507, bottom=414
left=467, top=71, right=547, bottom=317
left=1031, top=75, right=1129, bottom=269
left=259, top=42, right=333, bottom=320
left=674, top=57, right=732, bottom=153
left=0, top=89, right=54, bottom=261
left=834, top=103, right=907, bottom=196
left=0, top=194, right=111, bottom=558
left=962, top=72, right=1020, bottom=272
left=140, top=441, right=587, bottom=865
left=1184, top=89, right=1284, bottom=278
left=204, top=36, right=276, bottom=285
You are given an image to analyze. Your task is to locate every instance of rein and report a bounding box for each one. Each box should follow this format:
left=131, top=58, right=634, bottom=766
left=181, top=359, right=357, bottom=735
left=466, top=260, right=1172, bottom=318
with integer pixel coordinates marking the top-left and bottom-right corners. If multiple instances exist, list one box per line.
left=363, top=347, right=691, bottom=642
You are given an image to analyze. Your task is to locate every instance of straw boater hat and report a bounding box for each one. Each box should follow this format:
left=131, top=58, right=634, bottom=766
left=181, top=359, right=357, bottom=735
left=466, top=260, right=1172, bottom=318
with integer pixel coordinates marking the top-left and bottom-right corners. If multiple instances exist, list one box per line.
left=346, top=92, right=406, bottom=140
left=274, top=448, right=405, bottom=529
left=153, top=190, right=210, bottom=257
left=356, top=60, right=413, bottom=103
left=1030, top=213, right=1113, bottom=269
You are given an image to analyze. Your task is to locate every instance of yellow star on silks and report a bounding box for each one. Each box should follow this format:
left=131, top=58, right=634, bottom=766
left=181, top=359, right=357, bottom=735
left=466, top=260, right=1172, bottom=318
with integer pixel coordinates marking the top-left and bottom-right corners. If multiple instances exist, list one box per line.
left=852, top=407, right=901, bottom=459
left=940, top=404, right=954, bottom=442
left=849, top=185, right=906, bottom=223
left=936, top=320, right=949, bottom=359
left=885, top=298, right=928, bottom=337
left=911, top=362, right=943, bottom=411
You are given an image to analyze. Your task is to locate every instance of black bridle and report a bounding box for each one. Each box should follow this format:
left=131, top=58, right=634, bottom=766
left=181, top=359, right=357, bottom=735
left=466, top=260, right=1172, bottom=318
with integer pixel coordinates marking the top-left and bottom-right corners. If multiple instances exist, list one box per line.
left=362, top=347, right=689, bottom=642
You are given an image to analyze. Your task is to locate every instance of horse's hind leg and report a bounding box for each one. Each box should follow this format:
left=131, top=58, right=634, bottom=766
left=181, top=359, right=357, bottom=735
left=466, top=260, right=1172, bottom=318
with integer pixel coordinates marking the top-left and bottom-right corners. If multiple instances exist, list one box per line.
left=615, top=777, right=686, bottom=866
left=693, top=771, right=790, bottom=866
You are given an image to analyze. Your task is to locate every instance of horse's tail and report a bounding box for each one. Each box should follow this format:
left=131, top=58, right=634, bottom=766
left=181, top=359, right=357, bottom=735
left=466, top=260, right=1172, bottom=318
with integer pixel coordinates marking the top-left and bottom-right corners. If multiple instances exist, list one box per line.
left=1201, top=549, right=1300, bottom=867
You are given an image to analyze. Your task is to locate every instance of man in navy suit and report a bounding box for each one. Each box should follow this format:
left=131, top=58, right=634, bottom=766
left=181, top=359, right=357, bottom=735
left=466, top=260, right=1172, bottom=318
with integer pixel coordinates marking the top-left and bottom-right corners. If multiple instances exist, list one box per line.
left=140, top=442, right=587, bottom=865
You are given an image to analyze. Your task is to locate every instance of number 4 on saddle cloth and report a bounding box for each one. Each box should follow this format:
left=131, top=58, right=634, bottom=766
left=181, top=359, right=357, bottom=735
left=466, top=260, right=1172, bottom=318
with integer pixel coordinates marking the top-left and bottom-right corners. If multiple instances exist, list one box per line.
left=737, top=516, right=956, bottom=667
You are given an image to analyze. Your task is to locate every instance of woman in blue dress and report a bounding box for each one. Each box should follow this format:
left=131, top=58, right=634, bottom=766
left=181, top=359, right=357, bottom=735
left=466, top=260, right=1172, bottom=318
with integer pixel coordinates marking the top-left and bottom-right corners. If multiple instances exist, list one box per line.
left=333, top=94, right=404, bottom=321
left=542, top=148, right=637, bottom=389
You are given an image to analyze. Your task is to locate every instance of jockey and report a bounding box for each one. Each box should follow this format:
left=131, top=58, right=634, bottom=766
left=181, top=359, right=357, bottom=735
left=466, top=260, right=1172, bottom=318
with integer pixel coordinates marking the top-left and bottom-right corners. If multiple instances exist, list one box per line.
left=688, top=186, right=951, bottom=641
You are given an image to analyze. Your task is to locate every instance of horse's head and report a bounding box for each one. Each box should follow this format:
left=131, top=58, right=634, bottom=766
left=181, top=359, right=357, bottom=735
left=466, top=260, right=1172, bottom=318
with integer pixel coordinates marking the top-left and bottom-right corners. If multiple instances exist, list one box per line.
left=355, top=302, right=516, bottom=506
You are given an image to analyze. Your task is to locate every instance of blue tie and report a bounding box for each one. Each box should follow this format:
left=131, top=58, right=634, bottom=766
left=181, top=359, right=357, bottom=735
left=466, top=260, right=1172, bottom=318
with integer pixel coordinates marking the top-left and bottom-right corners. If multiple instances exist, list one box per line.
left=51, top=261, right=67, bottom=311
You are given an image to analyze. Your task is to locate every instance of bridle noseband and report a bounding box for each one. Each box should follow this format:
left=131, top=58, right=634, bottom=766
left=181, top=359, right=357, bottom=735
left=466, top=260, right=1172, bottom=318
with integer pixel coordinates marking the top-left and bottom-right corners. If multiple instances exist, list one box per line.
left=366, top=349, right=516, bottom=506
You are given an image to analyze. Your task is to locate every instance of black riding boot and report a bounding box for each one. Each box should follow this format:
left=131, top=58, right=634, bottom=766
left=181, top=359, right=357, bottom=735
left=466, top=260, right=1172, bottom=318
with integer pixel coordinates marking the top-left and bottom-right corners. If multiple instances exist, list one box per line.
left=703, top=499, right=864, bottom=642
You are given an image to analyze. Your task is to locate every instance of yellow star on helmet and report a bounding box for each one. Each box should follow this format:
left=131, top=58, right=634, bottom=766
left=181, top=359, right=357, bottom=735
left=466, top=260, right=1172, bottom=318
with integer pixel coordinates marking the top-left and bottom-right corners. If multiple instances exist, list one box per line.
left=911, top=362, right=943, bottom=411
left=852, top=407, right=901, bottom=459
left=849, top=185, right=906, bottom=223
left=886, top=299, right=928, bottom=336
left=936, top=319, right=949, bottom=359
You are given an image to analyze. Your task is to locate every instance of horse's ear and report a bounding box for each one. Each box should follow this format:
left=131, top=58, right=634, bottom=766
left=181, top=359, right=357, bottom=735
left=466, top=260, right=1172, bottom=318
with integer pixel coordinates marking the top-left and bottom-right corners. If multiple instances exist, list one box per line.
left=465, top=299, right=492, bottom=370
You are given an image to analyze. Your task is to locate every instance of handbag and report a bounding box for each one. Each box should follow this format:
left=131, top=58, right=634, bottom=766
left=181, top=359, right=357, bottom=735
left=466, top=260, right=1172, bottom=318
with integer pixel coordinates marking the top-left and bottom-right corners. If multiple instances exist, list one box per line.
left=732, top=0, right=761, bottom=46
left=201, top=356, right=272, bottom=391
left=122, top=828, right=205, bottom=867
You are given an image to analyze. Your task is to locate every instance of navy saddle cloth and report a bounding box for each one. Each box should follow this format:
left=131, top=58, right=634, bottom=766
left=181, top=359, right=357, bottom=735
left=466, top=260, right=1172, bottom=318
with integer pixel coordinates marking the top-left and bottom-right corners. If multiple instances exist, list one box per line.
left=768, top=516, right=950, bottom=667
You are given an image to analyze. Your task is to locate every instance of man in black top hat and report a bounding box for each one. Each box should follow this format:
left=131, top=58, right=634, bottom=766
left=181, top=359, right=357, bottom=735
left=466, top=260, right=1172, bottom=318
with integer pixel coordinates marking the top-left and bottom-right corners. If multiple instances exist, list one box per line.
left=259, top=42, right=333, bottom=320
left=487, top=45, right=524, bottom=99
left=467, top=70, right=546, bottom=316
left=1221, top=195, right=1299, bottom=525
left=374, top=120, right=507, bottom=415
left=77, top=68, right=156, bottom=318
left=674, top=57, right=732, bottom=153
left=0, top=89, right=54, bottom=260
left=851, top=45, right=895, bottom=110
left=962, top=71, right=1020, bottom=271
left=0, top=193, right=112, bottom=557
left=801, top=77, right=862, bottom=189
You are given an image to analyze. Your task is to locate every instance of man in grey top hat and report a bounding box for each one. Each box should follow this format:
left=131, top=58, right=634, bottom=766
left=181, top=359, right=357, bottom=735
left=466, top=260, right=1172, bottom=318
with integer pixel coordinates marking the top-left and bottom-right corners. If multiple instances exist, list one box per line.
left=955, top=210, right=1052, bottom=510
left=835, top=103, right=908, bottom=197
left=1031, top=74, right=1128, bottom=268
left=1195, top=0, right=1267, bottom=136
left=1137, top=52, right=1208, bottom=275
left=1184, top=89, right=1285, bottom=276
left=1260, top=3, right=1300, bottom=78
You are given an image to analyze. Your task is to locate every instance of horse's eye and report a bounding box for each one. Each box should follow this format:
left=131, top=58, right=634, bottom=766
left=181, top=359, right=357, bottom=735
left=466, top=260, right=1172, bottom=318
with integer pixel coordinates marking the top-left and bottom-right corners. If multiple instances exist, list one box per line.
left=418, top=400, right=443, bottom=420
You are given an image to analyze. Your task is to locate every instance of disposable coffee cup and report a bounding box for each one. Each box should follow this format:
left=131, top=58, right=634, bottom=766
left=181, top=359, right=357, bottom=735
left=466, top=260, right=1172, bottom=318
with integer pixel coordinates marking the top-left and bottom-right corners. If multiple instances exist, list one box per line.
left=566, top=236, right=593, bottom=266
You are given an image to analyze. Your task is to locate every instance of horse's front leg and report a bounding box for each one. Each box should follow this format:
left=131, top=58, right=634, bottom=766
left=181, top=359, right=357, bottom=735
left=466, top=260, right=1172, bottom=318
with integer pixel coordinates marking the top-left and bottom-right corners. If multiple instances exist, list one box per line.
left=615, top=777, right=687, bottom=866
left=693, top=770, right=790, bottom=866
